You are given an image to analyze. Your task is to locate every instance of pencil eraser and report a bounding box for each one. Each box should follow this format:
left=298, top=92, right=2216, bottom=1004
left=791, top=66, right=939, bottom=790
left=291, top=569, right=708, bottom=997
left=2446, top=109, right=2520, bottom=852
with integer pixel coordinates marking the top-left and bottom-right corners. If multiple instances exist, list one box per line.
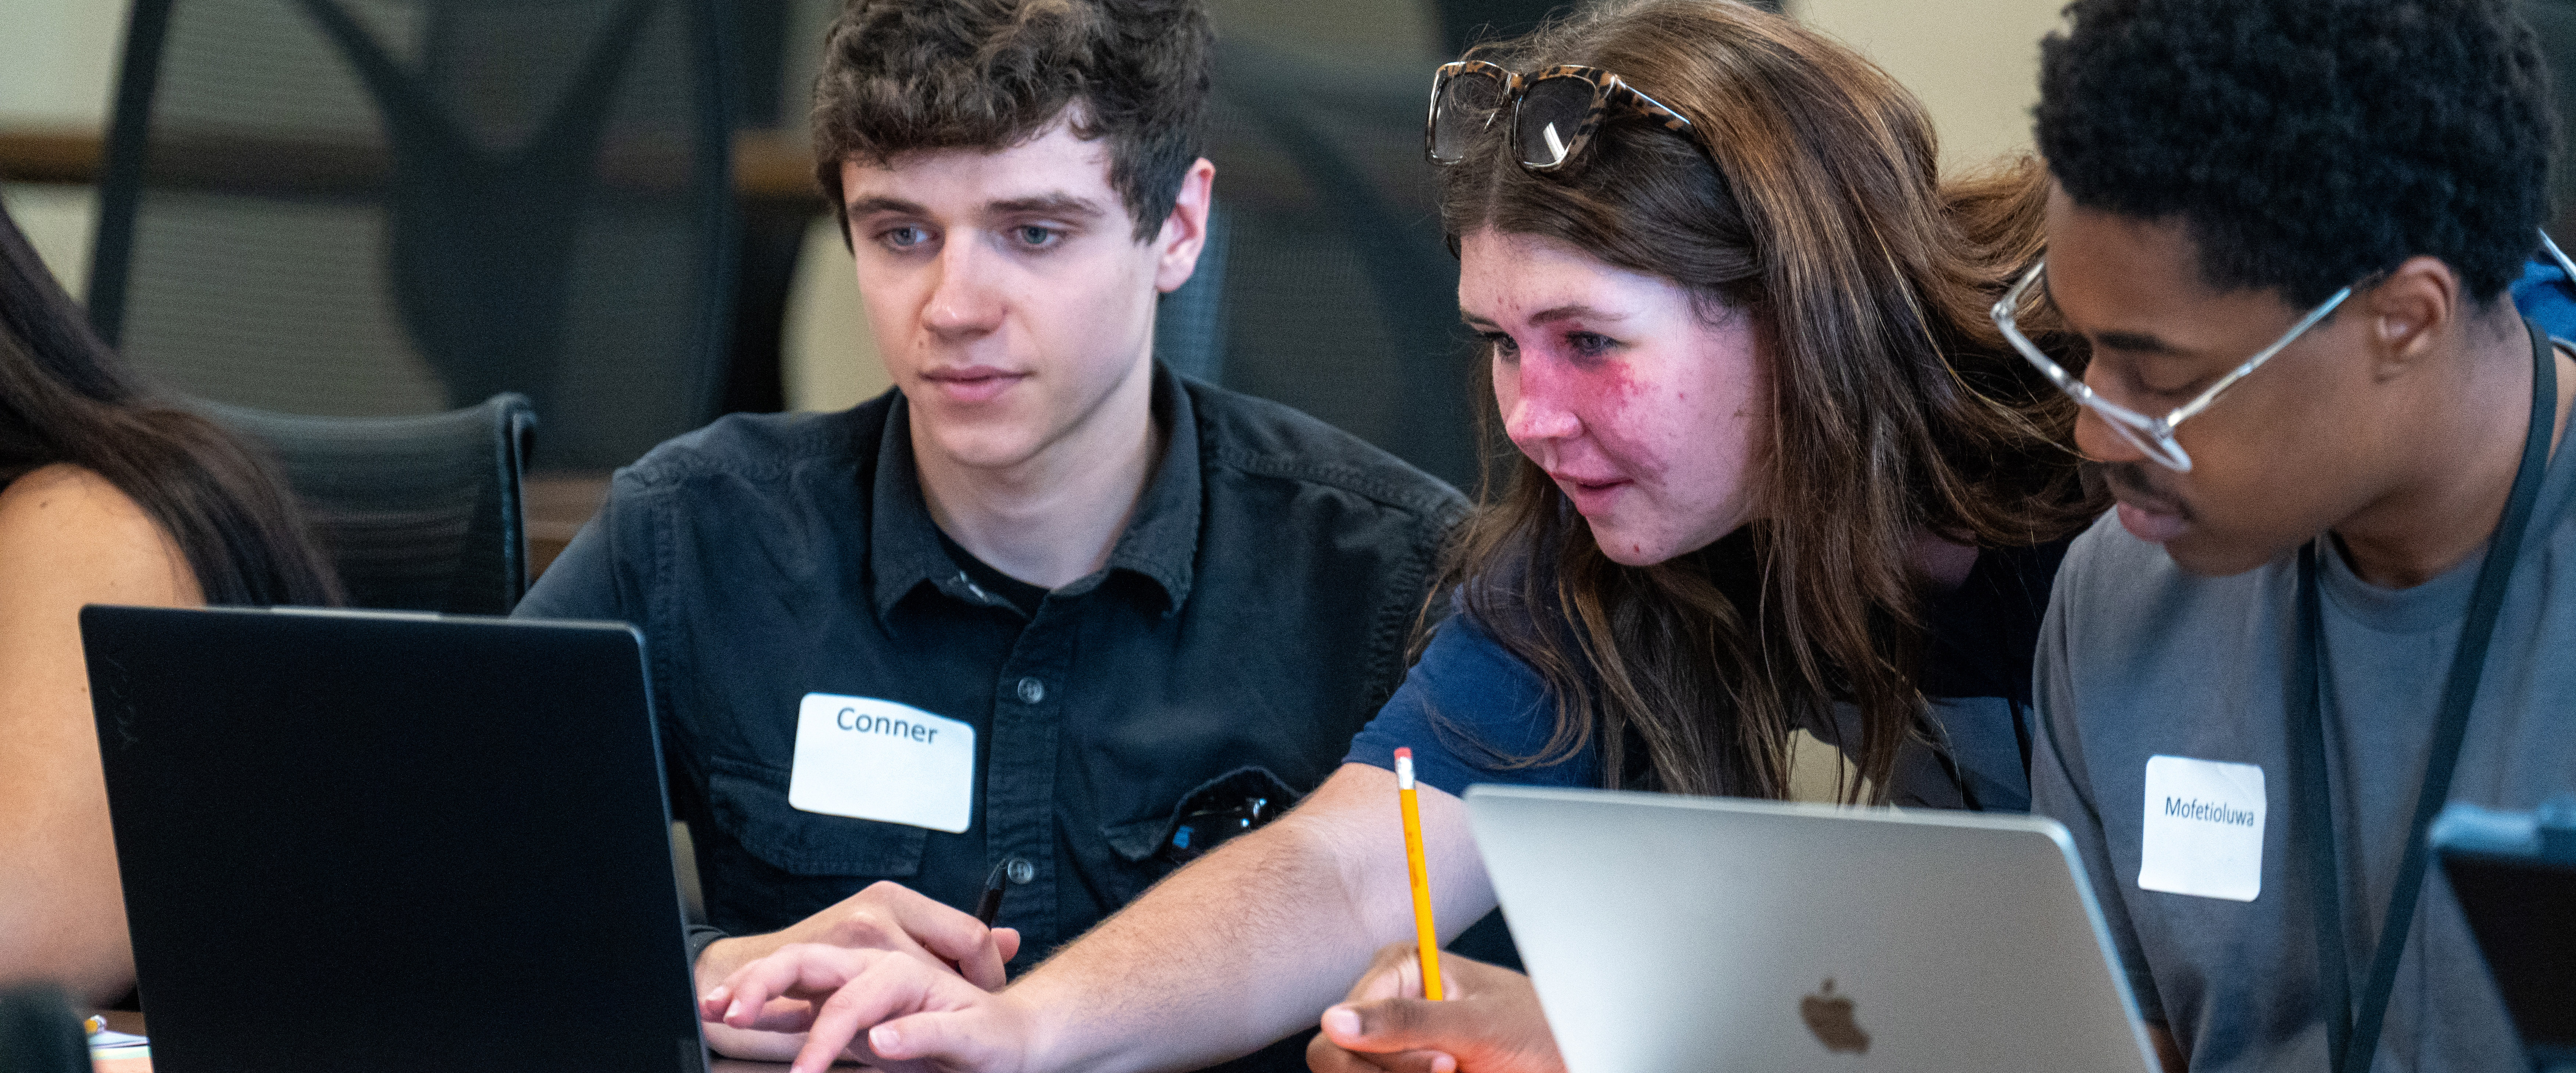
left=1395, top=747, right=1412, bottom=760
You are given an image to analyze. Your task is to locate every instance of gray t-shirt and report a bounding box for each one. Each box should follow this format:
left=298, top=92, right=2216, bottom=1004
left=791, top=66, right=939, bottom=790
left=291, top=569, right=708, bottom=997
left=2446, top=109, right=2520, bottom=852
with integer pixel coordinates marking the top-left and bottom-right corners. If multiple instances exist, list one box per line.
left=2032, top=451, right=2576, bottom=1072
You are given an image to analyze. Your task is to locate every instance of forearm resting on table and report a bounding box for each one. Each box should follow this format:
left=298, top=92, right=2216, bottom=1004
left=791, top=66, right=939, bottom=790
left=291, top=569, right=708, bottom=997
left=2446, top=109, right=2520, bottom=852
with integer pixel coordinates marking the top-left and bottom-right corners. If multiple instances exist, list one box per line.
left=1007, top=764, right=1493, bottom=1073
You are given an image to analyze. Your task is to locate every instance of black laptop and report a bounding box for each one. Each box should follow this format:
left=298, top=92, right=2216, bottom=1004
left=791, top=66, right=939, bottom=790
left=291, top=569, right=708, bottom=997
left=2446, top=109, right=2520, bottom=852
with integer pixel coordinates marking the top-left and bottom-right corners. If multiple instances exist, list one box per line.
left=81, top=605, right=707, bottom=1073
left=2432, top=798, right=2576, bottom=1073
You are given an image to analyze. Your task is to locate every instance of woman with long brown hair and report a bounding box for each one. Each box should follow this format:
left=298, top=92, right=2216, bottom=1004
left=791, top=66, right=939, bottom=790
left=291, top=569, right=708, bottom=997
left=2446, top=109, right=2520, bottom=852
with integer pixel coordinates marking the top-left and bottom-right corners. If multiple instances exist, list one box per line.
left=687, top=3, right=2099, bottom=1073
left=0, top=197, right=339, bottom=1005
left=1306, top=0, right=2096, bottom=1067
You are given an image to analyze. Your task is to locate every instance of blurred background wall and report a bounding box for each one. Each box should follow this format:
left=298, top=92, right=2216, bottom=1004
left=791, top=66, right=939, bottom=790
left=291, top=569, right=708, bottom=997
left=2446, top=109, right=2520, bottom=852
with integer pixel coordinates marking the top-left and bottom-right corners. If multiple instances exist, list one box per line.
left=54, top=0, right=2576, bottom=522
left=0, top=0, right=2067, bottom=421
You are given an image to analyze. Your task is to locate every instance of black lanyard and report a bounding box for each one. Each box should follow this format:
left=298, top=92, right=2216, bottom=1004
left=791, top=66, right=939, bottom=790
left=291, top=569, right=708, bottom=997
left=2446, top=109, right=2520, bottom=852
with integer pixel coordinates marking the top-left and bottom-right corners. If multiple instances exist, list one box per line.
left=2291, top=318, right=2557, bottom=1073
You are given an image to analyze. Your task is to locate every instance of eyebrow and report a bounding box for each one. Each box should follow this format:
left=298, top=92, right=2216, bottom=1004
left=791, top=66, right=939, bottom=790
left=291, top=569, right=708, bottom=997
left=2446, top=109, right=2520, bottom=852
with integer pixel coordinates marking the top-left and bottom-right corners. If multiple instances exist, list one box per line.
left=2093, top=330, right=2190, bottom=356
left=985, top=193, right=1108, bottom=219
left=1459, top=303, right=1628, bottom=329
left=841, top=193, right=1110, bottom=221
left=845, top=195, right=926, bottom=218
left=2037, top=273, right=2193, bottom=357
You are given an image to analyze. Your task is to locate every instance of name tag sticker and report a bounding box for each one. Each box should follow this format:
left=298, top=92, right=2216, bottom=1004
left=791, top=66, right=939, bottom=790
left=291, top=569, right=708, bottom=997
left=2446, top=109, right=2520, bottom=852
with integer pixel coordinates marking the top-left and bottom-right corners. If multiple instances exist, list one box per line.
left=2137, top=754, right=2266, bottom=902
left=788, top=693, right=975, bottom=833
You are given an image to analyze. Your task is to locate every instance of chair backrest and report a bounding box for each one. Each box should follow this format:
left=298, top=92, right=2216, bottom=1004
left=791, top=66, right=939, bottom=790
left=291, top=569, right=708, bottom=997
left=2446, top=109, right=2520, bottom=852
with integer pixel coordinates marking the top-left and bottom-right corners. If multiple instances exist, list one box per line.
left=1191, top=39, right=1484, bottom=490
left=0, top=986, right=88, bottom=1073
left=88, top=0, right=736, bottom=471
left=204, top=392, right=535, bottom=614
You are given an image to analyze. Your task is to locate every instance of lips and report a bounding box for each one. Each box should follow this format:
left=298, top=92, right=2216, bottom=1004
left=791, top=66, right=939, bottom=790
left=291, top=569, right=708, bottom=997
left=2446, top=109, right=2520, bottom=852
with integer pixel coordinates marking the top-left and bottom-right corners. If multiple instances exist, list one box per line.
left=2115, top=500, right=2189, bottom=543
left=1547, top=470, right=1631, bottom=516
left=919, top=365, right=1026, bottom=404
left=2100, top=463, right=2191, bottom=544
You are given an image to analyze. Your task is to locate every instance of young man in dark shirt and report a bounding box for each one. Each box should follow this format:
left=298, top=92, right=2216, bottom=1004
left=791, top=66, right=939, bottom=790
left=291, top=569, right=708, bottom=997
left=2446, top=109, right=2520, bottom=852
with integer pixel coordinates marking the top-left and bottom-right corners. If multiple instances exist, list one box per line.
left=514, top=0, right=1464, bottom=1065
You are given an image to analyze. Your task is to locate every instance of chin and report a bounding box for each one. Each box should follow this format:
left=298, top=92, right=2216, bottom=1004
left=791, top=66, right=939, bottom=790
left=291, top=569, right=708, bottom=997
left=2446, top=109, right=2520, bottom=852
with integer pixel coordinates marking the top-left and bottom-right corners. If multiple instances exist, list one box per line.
left=919, top=423, right=1047, bottom=471
left=1586, top=523, right=1682, bottom=567
left=2158, top=531, right=2293, bottom=579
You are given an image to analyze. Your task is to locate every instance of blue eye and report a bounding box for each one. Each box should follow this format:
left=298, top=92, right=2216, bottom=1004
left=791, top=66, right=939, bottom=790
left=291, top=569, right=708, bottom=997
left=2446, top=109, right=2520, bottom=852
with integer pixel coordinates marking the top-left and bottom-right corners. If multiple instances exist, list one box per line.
left=1016, top=225, right=1062, bottom=248
left=879, top=225, right=930, bottom=250
left=1567, top=331, right=1617, bottom=358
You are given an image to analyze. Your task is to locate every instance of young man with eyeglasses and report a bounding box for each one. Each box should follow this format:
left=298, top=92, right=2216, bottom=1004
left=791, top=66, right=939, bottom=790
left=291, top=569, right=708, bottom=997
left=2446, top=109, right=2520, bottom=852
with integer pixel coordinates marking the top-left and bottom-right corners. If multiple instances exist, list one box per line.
left=2022, top=0, right=2576, bottom=1070
left=513, top=0, right=1466, bottom=1068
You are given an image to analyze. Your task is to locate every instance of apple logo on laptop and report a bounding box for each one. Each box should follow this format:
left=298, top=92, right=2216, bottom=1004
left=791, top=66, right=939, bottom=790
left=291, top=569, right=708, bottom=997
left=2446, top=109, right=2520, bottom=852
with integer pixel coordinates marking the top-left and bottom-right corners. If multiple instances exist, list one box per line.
left=1800, top=978, right=1871, bottom=1054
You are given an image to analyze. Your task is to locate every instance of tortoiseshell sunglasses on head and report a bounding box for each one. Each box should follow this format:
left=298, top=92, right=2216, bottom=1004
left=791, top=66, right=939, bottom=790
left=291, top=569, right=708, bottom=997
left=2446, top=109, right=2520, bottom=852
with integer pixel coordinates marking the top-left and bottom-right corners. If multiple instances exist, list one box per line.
left=1425, top=60, right=1695, bottom=171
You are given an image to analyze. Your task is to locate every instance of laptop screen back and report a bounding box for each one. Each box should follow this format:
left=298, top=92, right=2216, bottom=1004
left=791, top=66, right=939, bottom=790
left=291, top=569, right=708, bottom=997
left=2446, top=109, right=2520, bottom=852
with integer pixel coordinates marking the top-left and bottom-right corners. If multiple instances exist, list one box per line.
left=82, top=606, right=705, bottom=1073
left=1464, top=785, right=2155, bottom=1073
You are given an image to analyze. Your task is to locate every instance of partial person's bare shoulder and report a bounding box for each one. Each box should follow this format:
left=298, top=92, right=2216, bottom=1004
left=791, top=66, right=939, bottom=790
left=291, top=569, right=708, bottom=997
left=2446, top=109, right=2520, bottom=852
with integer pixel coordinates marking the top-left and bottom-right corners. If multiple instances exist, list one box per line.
left=0, top=463, right=202, bottom=609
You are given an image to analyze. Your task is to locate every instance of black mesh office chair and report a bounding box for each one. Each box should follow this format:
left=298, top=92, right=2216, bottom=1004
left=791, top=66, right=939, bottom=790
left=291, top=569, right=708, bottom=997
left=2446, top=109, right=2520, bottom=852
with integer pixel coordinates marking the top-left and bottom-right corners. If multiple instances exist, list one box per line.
left=205, top=392, right=536, bottom=614
left=87, top=0, right=736, bottom=471
left=0, top=987, right=89, bottom=1073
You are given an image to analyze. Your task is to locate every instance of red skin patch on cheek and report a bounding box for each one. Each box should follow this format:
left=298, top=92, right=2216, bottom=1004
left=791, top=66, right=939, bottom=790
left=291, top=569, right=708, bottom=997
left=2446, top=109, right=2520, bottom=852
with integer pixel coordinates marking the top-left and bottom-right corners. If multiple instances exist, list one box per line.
left=1566, top=360, right=1669, bottom=480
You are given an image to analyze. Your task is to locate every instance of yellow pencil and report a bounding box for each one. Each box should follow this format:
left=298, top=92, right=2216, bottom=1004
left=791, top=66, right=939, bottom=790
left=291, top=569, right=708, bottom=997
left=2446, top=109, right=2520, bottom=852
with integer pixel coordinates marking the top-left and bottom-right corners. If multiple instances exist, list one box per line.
left=1394, top=747, right=1443, bottom=1001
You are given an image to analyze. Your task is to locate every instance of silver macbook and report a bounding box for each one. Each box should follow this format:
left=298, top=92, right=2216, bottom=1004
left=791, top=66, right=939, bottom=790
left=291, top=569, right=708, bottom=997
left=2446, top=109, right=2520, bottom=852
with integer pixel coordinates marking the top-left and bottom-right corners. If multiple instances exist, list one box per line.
left=1465, top=785, right=2156, bottom=1073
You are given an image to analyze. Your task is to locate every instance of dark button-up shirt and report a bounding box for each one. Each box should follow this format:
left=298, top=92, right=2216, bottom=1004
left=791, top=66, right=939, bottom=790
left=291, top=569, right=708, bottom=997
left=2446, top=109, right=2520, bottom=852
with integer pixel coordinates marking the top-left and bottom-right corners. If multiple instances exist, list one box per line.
left=516, top=366, right=1465, bottom=977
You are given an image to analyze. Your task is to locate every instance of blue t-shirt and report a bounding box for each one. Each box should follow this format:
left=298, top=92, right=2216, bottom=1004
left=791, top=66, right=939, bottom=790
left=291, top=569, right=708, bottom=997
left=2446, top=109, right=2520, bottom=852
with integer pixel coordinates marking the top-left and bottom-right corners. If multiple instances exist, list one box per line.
left=2512, top=248, right=2576, bottom=337
left=1346, top=539, right=2069, bottom=811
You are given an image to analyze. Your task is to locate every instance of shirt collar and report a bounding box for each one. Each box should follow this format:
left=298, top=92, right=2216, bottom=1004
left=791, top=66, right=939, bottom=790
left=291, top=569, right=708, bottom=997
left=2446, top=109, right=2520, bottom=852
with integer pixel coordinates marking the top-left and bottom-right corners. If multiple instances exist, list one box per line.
left=867, top=365, right=1203, bottom=618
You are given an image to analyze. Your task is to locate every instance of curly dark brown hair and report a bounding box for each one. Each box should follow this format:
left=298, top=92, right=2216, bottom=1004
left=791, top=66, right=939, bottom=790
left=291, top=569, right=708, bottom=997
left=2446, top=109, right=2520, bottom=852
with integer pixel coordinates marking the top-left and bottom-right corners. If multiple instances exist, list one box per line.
left=809, top=0, right=1213, bottom=241
left=2038, top=0, right=2557, bottom=306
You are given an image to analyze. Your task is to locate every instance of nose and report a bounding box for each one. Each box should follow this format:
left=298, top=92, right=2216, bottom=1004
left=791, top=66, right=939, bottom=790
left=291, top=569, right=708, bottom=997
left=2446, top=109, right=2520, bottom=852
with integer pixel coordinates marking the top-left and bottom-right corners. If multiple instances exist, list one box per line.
left=2069, top=402, right=2150, bottom=467
left=1498, top=354, right=1582, bottom=448
left=921, top=237, right=1005, bottom=340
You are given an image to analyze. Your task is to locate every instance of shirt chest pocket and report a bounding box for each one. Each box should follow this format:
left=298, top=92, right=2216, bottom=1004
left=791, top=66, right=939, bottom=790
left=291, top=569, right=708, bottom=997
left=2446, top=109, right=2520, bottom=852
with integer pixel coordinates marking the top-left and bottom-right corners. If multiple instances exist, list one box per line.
left=703, top=755, right=926, bottom=877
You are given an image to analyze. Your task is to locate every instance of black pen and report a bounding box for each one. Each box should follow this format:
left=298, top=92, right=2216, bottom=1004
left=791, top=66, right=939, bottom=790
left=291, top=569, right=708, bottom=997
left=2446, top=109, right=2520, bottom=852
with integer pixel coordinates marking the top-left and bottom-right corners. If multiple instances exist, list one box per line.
left=973, top=858, right=1011, bottom=925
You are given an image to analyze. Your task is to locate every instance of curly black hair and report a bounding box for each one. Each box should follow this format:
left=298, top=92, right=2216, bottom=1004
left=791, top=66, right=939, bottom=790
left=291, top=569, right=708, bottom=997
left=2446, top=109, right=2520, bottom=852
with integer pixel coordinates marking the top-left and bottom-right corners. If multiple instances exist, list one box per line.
left=2036, top=0, right=2557, bottom=306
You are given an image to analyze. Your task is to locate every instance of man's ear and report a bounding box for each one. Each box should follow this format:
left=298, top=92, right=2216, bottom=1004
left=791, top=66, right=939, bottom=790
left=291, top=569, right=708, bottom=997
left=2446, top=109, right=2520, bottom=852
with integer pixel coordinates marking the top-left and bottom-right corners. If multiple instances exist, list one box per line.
left=1152, top=158, right=1218, bottom=294
left=2361, top=255, right=2461, bottom=381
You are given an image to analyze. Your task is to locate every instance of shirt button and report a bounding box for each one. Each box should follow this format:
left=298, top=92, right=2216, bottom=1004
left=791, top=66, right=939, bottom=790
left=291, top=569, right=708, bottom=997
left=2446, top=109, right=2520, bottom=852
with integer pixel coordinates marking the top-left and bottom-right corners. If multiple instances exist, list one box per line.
left=1016, top=677, right=1045, bottom=704
left=1003, top=857, right=1035, bottom=885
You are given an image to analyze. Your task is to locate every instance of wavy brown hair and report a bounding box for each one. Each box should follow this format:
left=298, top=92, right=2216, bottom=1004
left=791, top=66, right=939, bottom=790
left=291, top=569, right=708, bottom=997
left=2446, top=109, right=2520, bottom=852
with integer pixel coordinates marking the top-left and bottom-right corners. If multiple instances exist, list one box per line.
left=1436, top=0, right=2099, bottom=802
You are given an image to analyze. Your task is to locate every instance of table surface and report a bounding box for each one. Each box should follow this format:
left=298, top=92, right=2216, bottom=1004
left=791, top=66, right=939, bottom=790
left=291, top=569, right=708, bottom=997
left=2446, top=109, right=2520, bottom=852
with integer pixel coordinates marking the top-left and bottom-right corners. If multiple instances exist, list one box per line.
left=87, top=1012, right=834, bottom=1072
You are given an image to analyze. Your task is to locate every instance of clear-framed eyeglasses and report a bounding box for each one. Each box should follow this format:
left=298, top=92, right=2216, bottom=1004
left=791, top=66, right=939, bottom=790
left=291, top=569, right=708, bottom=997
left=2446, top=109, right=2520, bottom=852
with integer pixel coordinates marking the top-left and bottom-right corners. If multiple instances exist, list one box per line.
left=1989, top=262, right=2357, bottom=473
left=1992, top=229, right=2576, bottom=473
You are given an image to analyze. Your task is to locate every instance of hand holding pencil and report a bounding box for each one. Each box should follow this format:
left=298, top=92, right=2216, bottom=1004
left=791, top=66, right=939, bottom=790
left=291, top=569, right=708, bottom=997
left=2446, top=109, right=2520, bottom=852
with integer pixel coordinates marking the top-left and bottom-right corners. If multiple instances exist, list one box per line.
left=1309, top=749, right=1572, bottom=1073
